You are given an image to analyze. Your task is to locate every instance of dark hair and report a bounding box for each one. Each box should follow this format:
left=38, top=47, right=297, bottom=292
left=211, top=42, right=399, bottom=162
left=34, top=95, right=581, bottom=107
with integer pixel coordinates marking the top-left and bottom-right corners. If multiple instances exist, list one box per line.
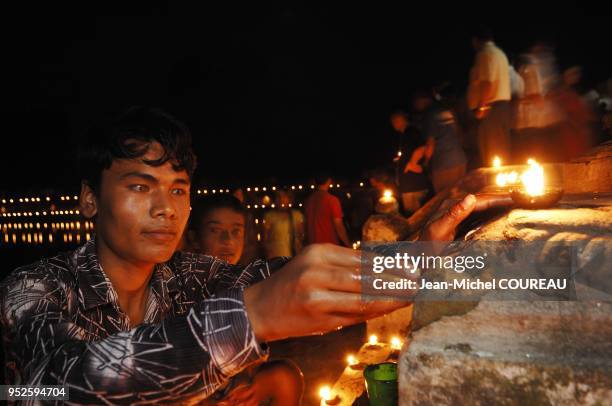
left=390, top=109, right=409, bottom=119
left=78, top=107, right=197, bottom=193
left=314, top=173, right=331, bottom=186
left=471, top=25, right=493, bottom=42
left=412, top=89, right=433, bottom=101
left=190, top=195, right=246, bottom=235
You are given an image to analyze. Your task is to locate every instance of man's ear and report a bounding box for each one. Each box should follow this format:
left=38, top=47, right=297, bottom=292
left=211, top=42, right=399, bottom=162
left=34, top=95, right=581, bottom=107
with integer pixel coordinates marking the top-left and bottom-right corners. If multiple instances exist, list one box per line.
left=79, top=181, right=98, bottom=219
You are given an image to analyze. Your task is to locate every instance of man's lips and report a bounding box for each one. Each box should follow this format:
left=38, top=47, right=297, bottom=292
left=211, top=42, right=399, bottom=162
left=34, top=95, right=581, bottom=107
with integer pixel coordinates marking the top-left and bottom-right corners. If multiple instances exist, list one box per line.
left=142, top=230, right=178, bottom=243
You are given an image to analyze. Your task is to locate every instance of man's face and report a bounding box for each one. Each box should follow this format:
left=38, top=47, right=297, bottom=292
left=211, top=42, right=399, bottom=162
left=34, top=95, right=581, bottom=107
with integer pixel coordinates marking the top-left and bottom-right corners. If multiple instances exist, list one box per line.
left=91, top=142, right=191, bottom=267
left=196, top=208, right=245, bottom=264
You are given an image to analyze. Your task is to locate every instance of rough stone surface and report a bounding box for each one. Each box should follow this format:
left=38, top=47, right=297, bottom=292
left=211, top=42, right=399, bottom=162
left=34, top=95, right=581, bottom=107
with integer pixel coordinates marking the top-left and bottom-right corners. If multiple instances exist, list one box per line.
left=563, top=141, right=612, bottom=194
left=399, top=300, right=612, bottom=405
left=362, top=213, right=411, bottom=243
left=401, top=197, right=612, bottom=405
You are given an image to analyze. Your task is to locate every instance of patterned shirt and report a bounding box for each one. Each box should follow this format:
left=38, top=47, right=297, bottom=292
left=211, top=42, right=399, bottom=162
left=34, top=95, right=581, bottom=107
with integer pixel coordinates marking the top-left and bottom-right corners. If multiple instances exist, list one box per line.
left=0, top=238, right=287, bottom=404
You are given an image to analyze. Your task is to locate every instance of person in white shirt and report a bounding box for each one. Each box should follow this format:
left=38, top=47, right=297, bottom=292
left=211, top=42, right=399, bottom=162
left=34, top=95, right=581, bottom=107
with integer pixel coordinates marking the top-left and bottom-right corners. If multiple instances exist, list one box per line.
left=467, top=26, right=512, bottom=166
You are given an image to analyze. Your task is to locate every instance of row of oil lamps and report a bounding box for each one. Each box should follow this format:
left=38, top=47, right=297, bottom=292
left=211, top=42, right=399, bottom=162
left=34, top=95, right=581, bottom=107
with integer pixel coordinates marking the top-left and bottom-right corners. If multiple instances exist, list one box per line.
left=318, top=334, right=403, bottom=405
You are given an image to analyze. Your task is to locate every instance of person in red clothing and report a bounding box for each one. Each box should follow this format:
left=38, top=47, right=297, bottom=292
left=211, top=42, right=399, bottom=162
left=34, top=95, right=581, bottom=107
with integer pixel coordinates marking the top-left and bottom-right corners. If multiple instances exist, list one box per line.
left=304, top=174, right=350, bottom=246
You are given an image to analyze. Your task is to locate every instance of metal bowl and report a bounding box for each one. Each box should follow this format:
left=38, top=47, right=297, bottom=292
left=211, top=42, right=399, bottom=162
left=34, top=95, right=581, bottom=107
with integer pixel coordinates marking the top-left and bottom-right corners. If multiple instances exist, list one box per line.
left=510, top=188, right=564, bottom=209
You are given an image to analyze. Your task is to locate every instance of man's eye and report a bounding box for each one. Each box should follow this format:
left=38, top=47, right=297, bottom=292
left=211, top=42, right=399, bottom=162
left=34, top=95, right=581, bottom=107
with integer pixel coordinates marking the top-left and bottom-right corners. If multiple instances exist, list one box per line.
left=172, top=188, right=187, bottom=196
left=130, top=184, right=149, bottom=192
left=232, top=229, right=244, bottom=238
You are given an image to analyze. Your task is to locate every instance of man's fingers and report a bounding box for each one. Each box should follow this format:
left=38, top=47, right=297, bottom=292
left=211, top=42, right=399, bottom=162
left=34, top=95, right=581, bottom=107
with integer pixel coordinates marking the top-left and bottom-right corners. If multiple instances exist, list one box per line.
left=474, top=194, right=514, bottom=211
left=308, top=244, right=361, bottom=267
left=428, top=194, right=477, bottom=239
left=312, top=290, right=410, bottom=316
left=316, top=265, right=362, bottom=292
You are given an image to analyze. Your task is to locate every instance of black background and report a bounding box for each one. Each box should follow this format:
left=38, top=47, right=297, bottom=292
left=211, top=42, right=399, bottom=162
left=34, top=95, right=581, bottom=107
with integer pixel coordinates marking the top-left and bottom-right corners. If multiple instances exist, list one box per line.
left=2, top=3, right=611, bottom=192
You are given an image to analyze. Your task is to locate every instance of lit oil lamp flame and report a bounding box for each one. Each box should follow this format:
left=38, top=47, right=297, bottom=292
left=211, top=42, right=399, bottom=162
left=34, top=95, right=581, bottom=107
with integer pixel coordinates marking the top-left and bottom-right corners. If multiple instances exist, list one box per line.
left=319, top=386, right=332, bottom=401
left=493, top=156, right=502, bottom=168
left=496, top=170, right=519, bottom=187
left=383, top=190, right=392, bottom=199
left=368, top=334, right=379, bottom=346
left=521, top=159, right=545, bottom=196
left=391, top=336, right=403, bottom=351
left=346, top=354, right=359, bottom=366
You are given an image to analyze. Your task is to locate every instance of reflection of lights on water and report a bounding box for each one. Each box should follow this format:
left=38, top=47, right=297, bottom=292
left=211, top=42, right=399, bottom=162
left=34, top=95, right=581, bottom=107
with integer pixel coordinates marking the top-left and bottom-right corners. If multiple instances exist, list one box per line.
left=493, top=156, right=501, bottom=168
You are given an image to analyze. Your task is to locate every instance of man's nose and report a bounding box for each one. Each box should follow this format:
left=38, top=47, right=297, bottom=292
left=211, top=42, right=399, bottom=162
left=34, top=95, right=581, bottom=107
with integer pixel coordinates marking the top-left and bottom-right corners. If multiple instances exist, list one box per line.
left=150, top=190, right=176, bottom=219
left=220, top=229, right=232, bottom=242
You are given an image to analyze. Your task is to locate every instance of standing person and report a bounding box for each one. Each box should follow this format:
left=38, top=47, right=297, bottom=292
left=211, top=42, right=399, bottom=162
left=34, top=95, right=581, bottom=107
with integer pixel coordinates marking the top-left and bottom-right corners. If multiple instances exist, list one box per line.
left=467, top=26, right=512, bottom=166
left=262, top=191, right=304, bottom=258
left=414, top=90, right=468, bottom=193
left=304, top=174, right=350, bottom=246
left=390, top=110, right=431, bottom=213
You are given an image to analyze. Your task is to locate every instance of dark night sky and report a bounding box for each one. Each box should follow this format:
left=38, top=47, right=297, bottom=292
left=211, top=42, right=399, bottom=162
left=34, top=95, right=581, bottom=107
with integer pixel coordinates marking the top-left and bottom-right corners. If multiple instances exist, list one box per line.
left=2, top=3, right=611, bottom=192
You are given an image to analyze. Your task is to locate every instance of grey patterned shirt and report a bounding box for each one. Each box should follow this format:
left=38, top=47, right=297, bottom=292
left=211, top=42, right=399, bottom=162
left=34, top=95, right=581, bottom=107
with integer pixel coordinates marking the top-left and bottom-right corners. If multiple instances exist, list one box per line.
left=0, top=238, right=287, bottom=404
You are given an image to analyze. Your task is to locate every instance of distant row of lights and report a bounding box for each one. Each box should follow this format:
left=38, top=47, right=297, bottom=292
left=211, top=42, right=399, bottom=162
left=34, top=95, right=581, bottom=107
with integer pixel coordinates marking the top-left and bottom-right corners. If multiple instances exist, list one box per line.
left=194, top=182, right=366, bottom=195
left=1, top=222, right=94, bottom=231
left=2, top=232, right=92, bottom=245
left=246, top=203, right=303, bottom=209
left=2, top=182, right=369, bottom=204
left=1, top=196, right=78, bottom=204
left=1, top=210, right=80, bottom=217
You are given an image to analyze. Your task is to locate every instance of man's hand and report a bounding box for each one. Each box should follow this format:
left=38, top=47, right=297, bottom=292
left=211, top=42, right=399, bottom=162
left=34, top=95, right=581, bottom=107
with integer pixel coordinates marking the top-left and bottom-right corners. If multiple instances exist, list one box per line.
left=420, top=194, right=513, bottom=241
left=244, top=244, right=409, bottom=342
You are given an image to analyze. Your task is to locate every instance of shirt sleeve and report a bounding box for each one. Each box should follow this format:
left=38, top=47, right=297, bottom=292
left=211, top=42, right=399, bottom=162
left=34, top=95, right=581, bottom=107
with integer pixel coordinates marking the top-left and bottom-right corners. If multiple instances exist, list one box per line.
left=0, top=267, right=268, bottom=404
left=171, top=252, right=289, bottom=294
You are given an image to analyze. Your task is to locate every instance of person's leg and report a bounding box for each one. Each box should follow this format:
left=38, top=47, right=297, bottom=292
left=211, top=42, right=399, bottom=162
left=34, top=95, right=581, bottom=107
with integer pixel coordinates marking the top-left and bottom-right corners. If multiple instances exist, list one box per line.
left=252, top=359, right=304, bottom=406
left=479, top=103, right=511, bottom=166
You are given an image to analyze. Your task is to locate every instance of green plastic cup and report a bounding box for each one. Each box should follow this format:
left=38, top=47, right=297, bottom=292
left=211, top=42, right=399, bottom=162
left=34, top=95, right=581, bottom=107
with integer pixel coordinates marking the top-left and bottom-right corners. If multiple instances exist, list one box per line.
left=363, top=362, right=398, bottom=406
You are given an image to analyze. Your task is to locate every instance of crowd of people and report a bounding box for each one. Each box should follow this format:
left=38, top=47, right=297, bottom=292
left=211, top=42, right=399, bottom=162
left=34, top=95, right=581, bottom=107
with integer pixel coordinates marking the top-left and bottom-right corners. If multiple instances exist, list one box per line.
left=188, top=26, right=610, bottom=260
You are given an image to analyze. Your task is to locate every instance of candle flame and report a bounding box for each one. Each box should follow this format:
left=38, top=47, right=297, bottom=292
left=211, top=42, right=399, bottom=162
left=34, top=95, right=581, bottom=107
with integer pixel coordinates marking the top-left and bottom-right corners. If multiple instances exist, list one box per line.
left=346, top=355, right=358, bottom=366
left=495, top=170, right=519, bottom=187
left=493, top=156, right=501, bottom=168
left=368, top=334, right=378, bottom=345
left=521, top=159, right=545, bottom=196
left=383, top=190, right=392, bottom=199
left=319, top=386, right=332, bottom=401
left=391, top=336, right=403, bottom=350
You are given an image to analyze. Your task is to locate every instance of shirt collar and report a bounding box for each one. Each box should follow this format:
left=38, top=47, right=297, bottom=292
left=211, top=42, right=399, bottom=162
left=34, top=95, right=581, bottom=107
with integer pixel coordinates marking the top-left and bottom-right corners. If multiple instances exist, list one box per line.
left=73, top=237, right=180, bottom=311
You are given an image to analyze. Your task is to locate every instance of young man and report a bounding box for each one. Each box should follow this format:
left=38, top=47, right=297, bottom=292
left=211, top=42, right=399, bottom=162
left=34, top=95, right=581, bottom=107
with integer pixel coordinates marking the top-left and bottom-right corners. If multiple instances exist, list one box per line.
left=262, top=191, right=304, bottom=259
left=390, top=110, right=431, bottom=213
left=188, top=194, right=304, bottom=404
left=189, top=194, right=248, bottom=264
left=304, top=175, right=350, bottom=247
left=0, top=107, right=496, bottom=403
left=467, top=26, right=512, bottom=166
